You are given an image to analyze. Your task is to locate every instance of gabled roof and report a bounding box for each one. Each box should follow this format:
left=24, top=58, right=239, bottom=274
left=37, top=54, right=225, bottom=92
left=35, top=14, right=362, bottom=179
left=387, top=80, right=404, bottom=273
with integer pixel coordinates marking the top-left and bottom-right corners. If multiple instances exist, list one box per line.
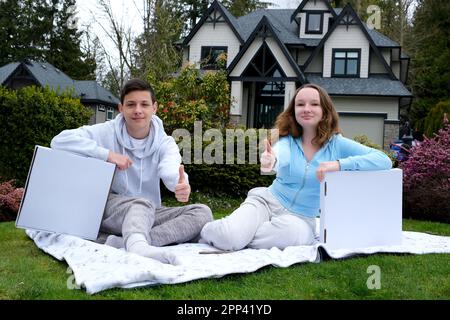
left=74, top=81, right=119, bottom=106
left=235, top=8, right=399, bottom=48
left=306, top=74, right=412, bottom=97
left=303, top=4, right=397, bottom=79
left=0, top=60, right=119, bottom=106
left=22, top=60, right=76, bottom=92
left=1, top=60, right=76, bottom=92
left=365, top=25, right=399, bottom=47
left=334, top=7, right=399, bottom=48
left=238, top=9, right=314, bottom=45
left=0, top=62, right=20, bottom=84
left=183, top=2, right=401, bottom=49
left=290, top=0, right=337, bottom=22
left=227, top=15, right=306, bottom=82
left=182, top=0, right=244, bottom=46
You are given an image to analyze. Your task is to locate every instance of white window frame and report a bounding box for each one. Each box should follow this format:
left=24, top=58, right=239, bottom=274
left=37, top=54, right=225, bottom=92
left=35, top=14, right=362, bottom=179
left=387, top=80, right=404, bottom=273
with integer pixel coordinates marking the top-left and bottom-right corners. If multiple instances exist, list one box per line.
left=106, top=107, right=115, bottom=121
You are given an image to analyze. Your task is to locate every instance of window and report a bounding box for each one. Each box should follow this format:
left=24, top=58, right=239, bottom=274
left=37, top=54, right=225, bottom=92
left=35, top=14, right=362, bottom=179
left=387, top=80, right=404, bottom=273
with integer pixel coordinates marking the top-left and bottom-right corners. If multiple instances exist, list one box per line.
left=306, top=12, right=323, bottom=34
left=332, top=49, right=361, bottom=77
left=106, top=107, right=115, bottom=121
left=200, top=46, right=227, bottom=70
left=97, top=105, right=105, bottom=112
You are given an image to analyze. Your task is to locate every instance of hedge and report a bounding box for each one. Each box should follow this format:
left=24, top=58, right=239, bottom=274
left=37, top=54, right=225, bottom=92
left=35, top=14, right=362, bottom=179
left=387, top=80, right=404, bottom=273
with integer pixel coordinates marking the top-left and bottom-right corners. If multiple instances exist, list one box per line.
left=0, top=86, right=92, bottom=186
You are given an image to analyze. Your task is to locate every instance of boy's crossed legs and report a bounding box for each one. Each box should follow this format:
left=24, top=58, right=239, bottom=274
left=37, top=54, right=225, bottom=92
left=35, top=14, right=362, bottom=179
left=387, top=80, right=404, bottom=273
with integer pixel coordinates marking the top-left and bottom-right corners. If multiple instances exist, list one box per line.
left=98, top=193, right=213, bottom=265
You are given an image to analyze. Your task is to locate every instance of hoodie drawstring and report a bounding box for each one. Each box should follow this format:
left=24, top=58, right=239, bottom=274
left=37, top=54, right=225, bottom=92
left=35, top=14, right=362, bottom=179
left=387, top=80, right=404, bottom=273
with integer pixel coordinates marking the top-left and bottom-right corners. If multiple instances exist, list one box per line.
left=139, top=158, right=143, bottom=194
left=122, top=146, right=129, bottom=194
left=122, top=146, right=143, bottom=195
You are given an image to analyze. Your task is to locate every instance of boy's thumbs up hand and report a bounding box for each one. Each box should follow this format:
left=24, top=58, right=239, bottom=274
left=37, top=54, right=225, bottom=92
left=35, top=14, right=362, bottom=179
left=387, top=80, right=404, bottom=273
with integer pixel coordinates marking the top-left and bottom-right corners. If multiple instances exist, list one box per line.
left=260, top=139, right=276, bottom=173
left=178, top=165, right=186, bottom=183
left=175, top=165, right=190, bottom=203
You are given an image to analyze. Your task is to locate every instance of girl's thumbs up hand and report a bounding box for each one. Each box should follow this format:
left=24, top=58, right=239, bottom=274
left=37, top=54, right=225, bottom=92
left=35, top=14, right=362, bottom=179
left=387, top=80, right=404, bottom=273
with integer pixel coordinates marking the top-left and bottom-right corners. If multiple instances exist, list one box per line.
left=260, top=139, right=276, bottom=173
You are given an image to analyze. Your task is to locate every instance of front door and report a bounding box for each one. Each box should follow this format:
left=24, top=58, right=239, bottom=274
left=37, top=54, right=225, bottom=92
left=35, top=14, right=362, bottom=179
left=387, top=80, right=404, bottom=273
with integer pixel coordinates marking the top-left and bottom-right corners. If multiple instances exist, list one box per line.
left=254, top=81, right=285, bottom=128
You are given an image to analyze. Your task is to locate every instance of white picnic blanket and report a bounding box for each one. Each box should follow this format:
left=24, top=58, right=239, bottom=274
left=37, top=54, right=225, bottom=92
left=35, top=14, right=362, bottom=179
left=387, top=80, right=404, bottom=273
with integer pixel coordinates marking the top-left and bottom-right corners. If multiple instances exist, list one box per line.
left=26, top=223, right=450, bottom=295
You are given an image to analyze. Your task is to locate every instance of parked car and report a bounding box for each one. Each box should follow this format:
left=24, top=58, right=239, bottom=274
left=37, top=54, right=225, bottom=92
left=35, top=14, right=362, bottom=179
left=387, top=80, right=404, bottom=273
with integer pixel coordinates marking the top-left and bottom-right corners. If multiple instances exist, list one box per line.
left=389, top=139, right=411, bottom=162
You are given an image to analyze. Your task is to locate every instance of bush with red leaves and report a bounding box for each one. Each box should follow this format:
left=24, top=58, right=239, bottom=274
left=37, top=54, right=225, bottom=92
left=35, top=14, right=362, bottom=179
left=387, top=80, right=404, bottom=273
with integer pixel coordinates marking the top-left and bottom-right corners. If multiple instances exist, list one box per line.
left=400, top=115, right=450, bottom=223
left=0, top=180, right=24, bottom=222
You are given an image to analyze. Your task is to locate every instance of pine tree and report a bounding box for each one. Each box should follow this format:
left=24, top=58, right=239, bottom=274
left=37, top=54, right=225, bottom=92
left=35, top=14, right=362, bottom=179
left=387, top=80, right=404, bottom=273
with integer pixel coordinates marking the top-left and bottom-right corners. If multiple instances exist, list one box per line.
left=0, top=0, right=21, bottom=65
left=135, top=0, right=184, bottom=81
left=46, top=0, right=96, bottom=80
left=180, top=0, right=211, bottom=31
left=222, top=0, right=270, bottom=17
left=0, top=0, right=95, bottom=80
left=409, top=0, right=450, bottom=130
left=0, top=0, right=51, bottom=64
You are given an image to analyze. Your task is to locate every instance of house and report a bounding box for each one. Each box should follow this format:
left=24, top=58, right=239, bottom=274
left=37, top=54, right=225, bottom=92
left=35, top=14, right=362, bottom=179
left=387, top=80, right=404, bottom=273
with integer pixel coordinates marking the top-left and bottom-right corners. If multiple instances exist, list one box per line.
left=182, top=0, right=413, bottom=149
left=0, top=59, right=120, bottom=124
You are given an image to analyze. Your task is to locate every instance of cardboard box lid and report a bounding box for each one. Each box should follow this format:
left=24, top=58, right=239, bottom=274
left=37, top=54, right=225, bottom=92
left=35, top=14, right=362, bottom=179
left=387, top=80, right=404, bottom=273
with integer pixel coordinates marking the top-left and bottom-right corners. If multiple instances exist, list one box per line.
left=319, top=169, right=403, bottom=250
left=16, top=146, right=115, bottom=240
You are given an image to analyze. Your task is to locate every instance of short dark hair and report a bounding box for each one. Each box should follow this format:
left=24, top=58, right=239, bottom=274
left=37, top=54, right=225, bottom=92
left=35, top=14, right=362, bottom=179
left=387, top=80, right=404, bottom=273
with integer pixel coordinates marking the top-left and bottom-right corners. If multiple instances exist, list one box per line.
left=120, top=79, right=156, bottom=104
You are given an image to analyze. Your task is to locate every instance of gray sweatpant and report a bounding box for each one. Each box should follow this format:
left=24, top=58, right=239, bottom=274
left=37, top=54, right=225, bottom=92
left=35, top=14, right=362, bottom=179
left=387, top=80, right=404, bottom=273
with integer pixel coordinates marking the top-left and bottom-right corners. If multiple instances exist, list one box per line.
left=97, top=193, right=213, bottom=247
left=200, top=187, right=316, bottom=251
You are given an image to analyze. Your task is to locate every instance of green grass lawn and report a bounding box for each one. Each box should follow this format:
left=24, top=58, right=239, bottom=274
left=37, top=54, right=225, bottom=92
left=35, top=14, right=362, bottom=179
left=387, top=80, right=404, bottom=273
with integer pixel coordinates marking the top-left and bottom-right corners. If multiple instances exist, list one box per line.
left=0, top=193, right=449, bottom=300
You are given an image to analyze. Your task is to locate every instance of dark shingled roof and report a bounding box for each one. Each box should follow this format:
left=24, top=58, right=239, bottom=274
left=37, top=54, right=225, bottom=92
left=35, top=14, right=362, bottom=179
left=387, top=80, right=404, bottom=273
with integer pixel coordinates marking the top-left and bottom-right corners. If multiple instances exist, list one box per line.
left=0, top=62, right=19, bottom=84
left=183, top=2, right=400, bottom=49
left=236, top=9, right=321, bottom=46
left=364, top=25, right=400, bottom=47
left=0, top=60, right=119, bottom=106
left=217, top=1, right=241, bottom=35
left=306, top=74, right=412, bottom=97
left=75, top=80, right=120, bottom=106
left=24, top=60, right=75, bottom=92
left=224, top=7, right=400, bottom=48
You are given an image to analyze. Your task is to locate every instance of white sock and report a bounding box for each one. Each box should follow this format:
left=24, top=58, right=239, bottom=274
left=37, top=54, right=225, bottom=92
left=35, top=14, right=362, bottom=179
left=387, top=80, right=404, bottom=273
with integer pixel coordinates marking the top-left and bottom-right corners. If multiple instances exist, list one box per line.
left=105, top=235, right=125, bottom=249
left=125, top=233, right=179, bottom=265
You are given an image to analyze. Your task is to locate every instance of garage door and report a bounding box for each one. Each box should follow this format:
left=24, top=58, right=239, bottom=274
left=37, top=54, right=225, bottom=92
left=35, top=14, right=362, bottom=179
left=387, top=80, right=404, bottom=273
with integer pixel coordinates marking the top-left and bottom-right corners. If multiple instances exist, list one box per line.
left=339, top=114, right=385, bottom=147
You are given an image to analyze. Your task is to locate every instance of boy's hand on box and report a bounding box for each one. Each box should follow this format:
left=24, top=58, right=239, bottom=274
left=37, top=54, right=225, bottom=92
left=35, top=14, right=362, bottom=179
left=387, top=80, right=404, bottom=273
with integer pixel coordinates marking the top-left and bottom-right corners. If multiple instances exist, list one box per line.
left=107, top=151, right=133, bottom=170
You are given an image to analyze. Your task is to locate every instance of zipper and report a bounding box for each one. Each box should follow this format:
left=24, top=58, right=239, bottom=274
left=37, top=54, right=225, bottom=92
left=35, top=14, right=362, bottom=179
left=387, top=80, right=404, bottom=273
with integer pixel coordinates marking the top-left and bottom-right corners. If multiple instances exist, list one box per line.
left=286, top=136, right=335, bottom=212
left=288, top=161, right=310, bottom=210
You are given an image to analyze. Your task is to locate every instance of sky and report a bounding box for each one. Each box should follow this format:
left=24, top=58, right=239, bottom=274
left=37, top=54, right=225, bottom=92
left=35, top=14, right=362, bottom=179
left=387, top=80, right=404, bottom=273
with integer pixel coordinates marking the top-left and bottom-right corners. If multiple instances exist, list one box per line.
left=73, top=0, right=302, bottom=74
left=74, top=0, right=302, bottom=38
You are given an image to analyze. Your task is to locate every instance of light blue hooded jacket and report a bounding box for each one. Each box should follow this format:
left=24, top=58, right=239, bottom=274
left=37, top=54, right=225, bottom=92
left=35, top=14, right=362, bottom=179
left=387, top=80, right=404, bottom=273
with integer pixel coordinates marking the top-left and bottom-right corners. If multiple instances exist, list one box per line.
left=50, top=114, right=186, bottom=208
left=268, top=134, right=392, bottom=218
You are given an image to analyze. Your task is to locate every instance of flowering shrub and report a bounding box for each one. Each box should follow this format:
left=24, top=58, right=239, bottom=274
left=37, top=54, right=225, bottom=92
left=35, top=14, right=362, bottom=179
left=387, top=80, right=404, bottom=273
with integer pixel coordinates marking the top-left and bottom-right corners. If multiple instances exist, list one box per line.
left=157, top=98, right=212, bottom=134
left=151, top=64, right=231, bottom=134
left=0, top=179, right=24, bottom=222
left=399, top=115, right=450, bottom=222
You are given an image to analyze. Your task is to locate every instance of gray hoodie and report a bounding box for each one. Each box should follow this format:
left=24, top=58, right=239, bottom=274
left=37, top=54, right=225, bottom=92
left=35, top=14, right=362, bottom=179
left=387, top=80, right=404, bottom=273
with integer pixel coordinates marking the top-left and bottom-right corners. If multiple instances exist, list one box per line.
left=50, top=114, right=186, bottom=208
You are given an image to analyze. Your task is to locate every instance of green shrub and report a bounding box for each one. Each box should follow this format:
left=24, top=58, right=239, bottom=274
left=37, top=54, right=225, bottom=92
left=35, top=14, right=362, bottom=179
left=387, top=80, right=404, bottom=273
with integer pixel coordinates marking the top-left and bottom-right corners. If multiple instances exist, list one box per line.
left=151, top=64, right=231, bottom=134
left=165, top=133, right=396, bottom=197
left=0, top=86, right=92, bottom=186
left=162, top=129, right=274, bottom=197
left=422, top=100, right=450, bottom=137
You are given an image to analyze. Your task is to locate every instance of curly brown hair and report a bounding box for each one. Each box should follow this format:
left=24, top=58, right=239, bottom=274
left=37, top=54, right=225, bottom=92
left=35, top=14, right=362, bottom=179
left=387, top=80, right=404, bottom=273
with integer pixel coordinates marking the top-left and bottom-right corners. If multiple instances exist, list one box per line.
left=273, top=83, right=341, bottom=147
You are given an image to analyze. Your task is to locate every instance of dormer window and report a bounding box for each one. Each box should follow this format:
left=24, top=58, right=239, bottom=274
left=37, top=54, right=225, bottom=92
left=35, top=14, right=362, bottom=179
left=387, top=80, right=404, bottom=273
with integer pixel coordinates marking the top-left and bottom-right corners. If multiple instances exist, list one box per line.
left=332, top=49, right=361, bottom=77
left=306, top=12, right=323, bottom=34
